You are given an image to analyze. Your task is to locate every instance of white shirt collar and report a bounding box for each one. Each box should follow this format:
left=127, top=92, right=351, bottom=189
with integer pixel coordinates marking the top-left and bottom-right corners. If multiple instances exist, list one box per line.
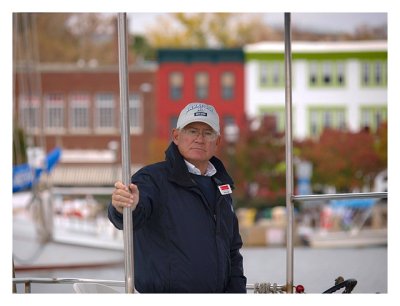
left=184, top=160, right=217, bottom=177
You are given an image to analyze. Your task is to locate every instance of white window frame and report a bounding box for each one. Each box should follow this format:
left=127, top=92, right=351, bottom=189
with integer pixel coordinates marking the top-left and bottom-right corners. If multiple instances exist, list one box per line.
left=129, top=93, right=143, bottom=134
left=69, top=93, right=90, bottom=133
left=45, top=93, right=65, bottom=133
left=95, top=93, right=115, bottom=133
left=221, top=71, right=235, bottom=100
left=169, top=72, right=183, bottom=100
left=19, top=94, right=41, bottom=134
left=195, top=72, right=209, bottom=100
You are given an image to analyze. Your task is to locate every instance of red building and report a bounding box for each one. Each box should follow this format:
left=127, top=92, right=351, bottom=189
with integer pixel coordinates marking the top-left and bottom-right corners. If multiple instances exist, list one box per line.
left=156, top=49, right=245, bottom=141
left=14, top=64, right=157, bottom=186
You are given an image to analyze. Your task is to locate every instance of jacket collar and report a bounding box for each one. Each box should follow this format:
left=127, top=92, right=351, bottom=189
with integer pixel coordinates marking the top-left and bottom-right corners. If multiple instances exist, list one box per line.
left=165, top=142, right=234, bottom=189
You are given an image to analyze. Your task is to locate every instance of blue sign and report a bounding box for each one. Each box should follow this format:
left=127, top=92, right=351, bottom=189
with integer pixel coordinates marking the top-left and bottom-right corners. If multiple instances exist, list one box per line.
left=12, top=163, right=35, bottom=192
left=12, top=147, right=61, bottom=193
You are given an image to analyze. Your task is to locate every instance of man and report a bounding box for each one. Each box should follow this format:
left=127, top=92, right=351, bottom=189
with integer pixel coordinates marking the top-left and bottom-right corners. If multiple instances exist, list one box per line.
left=108, top=102, right=247, bottom=293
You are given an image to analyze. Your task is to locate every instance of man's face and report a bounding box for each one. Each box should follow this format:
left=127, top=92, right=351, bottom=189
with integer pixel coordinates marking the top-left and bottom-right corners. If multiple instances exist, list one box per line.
left=172, top=122, right=221, bottom=169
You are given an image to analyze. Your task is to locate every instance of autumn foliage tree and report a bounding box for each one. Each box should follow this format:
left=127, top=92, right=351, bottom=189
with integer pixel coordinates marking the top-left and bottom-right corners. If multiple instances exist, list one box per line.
left=14, top=13, right=118, bottom=65
left=219, top=115, right=286, bottom=208
left=296, top=126, right=387, bottom=192
left=218, top=118, right=387, bottom=209
left=14, top=13, right=387, bottom=65
left=147, top=13, right=283, bottom=48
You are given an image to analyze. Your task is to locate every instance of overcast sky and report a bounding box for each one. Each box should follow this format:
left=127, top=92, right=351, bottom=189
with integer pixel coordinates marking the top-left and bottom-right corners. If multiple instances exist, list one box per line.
left=128, top=12, right=387, bottom=35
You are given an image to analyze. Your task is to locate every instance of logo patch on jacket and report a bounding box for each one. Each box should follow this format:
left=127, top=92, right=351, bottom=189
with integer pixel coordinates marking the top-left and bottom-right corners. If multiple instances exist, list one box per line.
left=218, top=184, right=232, bottom=195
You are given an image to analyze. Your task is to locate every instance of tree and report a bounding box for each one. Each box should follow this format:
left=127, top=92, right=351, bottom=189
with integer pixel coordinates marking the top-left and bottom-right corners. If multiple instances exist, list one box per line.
left=14, top=13, right=76, bottom=63
left=297, top=128, right=386, bottom=192
left=375, top=121, right=387, bottom=166
left=144, top=13, right=387, bottom=48
left=14, top=13, right=118, bottom=65
left=14, top=13, right=387, bottom=65
left=146, top=13, right=279, bottom=48
left=130, top=34, right=157, bottom=62
left=66, top=13, right=117, bottom=65
left=219, top=115, right=286, bottom=208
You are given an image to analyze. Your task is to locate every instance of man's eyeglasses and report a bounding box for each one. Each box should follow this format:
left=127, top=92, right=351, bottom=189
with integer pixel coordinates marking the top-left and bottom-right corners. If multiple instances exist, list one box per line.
left=181, top=127, right=218, bottom=141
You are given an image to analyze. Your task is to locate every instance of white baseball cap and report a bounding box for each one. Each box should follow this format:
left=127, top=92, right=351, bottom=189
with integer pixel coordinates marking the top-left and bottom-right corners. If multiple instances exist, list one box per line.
left=176, top=103, right=220, bottom=134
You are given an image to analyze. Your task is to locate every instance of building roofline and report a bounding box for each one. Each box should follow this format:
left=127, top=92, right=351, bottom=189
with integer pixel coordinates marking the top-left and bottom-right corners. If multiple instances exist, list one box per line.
left=14, top=62, right=158, bottom=73
left=157, top=48, right=244, bottom=63
left=244, top=40, right=387, bottom=53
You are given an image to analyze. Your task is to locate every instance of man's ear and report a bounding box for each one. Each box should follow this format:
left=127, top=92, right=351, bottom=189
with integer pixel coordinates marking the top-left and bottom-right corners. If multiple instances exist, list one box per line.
left=172, top=128, right=179, bottom=144
left=215, top=134, right=221, bottom=146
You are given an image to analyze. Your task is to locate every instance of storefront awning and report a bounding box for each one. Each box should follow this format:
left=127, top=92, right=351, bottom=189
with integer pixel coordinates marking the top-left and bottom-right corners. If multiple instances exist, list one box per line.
left=47, top=164, right=140, bottom=187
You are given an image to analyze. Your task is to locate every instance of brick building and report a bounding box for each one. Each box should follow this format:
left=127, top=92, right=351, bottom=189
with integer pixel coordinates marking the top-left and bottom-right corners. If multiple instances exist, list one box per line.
left=156, top=49, right=246, bottom=142
left=14, top=63, right=157, bottom=186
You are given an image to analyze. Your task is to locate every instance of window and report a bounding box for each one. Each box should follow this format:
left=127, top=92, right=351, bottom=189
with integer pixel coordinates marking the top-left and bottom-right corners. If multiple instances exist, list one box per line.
left=337, top=110, right=346, bottom=130
left=362, top=62, right=370, bottom=85
left=169, top=72, right=183, bottom=100
left=308, top=61, right=346, bottom=88
left=19, top=95, right=41, bottom=131
left=223, top=115, right=236, bottom=127
left=272, top=62, right=281, bottom=85
left=361, top=109, right=370, bottom=128
left=308, top=107, right=346, bottom=137
left=221, top=72, right=234, bottom=100
left=170, top=116, right=178, bottom=131
left=258, top=106, right=286, bottom=132
left=259, top=61, right=284, bottom=88
left=309, top=62, right=318, bottom=85
left=260, top=62, right=268, bottom=86
left=95, top=93, right=115, bottom=131
left=45, top=93, right=64, bottom=131
left=361, top=60, right=387, bottom=87
left=337, top=62, right=345, bottom=85
left=375, top=61, right=382, bottom=84
left=69, top=93, right=90, bottom=131
left=360, top=106, right=387, bottom=132
left=323, top=111, right=332, bottom=129
left=322, top=62, right=332, bottom=85
left=129, top=93, right=142, bottom=133
left=223, top=115, right=239, bottom=143
left=310, top=110, right=318, bottom=136
left=195, top=72, right=209, bottom=100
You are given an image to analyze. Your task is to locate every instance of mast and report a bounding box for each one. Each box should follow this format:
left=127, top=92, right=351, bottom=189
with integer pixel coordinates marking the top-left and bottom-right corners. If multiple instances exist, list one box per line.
left=117, top=12, right=135, bottom=294
left=284, top=12, right=294, bottom=293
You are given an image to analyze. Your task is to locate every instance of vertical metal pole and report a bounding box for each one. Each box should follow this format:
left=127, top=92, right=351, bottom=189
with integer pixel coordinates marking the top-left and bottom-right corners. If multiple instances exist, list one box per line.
left=12, top=260, right=17, bottom=293
left=284, top=12, right=294, bottom=293
left=117, top=13, right=135, bottom=294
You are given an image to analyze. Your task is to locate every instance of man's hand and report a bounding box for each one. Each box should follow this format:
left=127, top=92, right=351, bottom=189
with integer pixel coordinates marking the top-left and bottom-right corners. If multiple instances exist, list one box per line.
left=111, top=181, right=139, bottom=214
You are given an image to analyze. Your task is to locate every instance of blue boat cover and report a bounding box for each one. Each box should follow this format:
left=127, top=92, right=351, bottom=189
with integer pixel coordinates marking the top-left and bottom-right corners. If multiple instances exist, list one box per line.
left=330, top=198, right=377, bottom=209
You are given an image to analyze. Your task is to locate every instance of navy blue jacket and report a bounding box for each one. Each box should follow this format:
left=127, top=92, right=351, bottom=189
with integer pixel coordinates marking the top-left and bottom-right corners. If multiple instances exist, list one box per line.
left=108, top=142, right=247, bottom=293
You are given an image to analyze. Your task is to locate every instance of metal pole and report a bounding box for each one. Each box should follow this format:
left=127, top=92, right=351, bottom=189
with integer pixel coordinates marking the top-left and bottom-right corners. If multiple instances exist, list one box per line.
left=284, top=12, right=294, bottom=293
left=117, top=12, right=134, bottom=294
left=293, top=191, right=387, bottom=202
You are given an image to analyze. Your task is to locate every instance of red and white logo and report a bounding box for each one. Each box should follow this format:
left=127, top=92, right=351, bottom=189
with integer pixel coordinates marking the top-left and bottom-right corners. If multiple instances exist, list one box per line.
left=218, top=184, right=232, bottom=195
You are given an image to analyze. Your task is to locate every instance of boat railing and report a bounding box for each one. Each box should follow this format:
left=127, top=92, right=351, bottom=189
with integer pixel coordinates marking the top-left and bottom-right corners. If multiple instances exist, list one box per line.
left=12, top=277, right=289, bottom=294
left=293, top=192, right=387, bottom=202
left=13, top=277, right=125, bottom=293
left=14, top=276, right=359, bottom=293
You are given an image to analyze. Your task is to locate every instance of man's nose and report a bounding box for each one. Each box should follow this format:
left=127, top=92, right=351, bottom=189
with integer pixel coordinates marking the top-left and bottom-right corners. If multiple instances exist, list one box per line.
left=194, top=132, right=206, bottom=141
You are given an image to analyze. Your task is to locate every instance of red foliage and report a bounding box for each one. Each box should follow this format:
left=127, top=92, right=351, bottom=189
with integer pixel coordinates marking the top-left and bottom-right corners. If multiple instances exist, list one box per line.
left=298, top=128, right=385, bottom=191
